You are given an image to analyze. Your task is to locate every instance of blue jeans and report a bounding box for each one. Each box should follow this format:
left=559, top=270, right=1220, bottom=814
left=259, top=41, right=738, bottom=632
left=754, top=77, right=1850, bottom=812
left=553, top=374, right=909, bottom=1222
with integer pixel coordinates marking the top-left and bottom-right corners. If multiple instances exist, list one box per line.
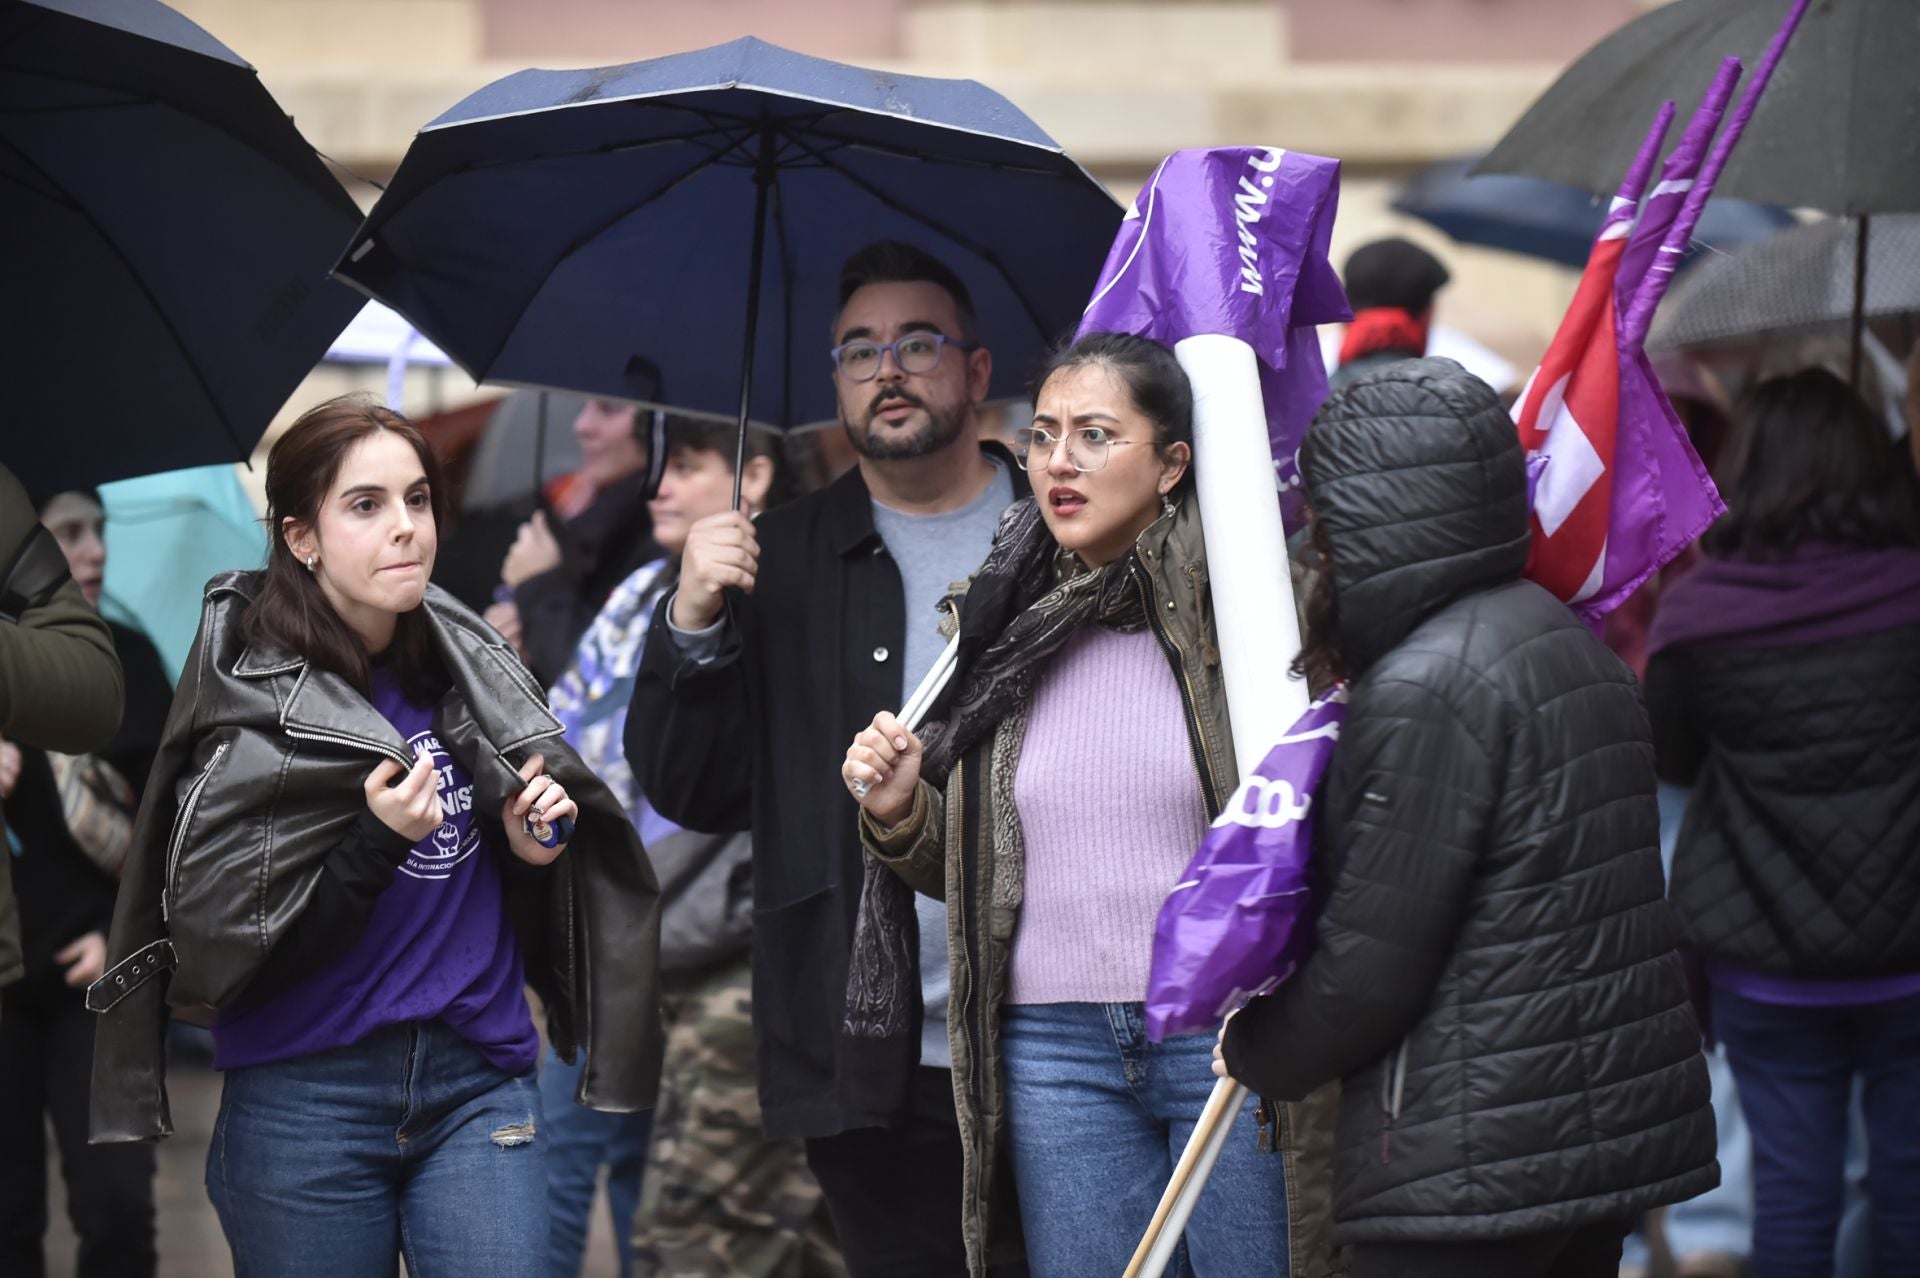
left=538, top=1043, right=651, bottom=1278
left=1623, top=784, right=1755, bottom=1267
left=1000, top=1002, right=1288, bottom=1278
left=206, top=1020, right=548, bottom=1278
left=1715, top=989, right=1920, bottom=1278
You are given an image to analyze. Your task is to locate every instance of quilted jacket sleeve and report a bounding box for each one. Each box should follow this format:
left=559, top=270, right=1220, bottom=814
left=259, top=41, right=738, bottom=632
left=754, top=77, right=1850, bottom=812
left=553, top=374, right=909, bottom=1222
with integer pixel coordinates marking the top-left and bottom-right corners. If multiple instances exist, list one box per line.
left=1223, top=671, right=1501, bottom=1101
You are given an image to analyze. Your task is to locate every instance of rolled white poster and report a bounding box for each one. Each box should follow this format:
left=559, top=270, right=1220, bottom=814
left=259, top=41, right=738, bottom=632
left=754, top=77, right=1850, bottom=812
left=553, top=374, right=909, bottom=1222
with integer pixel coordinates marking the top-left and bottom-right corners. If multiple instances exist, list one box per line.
left=1175, top=332, right=1310, bottom=763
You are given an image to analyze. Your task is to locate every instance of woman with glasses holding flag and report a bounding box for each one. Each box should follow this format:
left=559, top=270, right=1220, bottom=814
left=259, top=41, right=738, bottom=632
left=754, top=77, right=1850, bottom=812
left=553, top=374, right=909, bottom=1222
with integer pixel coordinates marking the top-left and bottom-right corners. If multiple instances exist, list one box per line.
left=840, top=333, right=1334, bottom=1278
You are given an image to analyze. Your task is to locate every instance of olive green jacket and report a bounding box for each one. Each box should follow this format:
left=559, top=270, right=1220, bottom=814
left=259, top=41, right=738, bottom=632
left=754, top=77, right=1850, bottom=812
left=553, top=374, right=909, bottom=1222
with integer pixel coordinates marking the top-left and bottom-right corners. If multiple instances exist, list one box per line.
left=0, top=463, right=126, bottom=989
left=861, top=497, right=1345, bottom=1277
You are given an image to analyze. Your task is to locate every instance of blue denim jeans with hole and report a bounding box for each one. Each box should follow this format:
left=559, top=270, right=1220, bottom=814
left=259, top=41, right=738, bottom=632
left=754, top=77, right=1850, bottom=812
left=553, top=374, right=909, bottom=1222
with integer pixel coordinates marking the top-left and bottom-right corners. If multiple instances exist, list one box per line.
left=999, top=1001, right=1289, bottom=1278
left=206, top=1019, right=548, bottom=1278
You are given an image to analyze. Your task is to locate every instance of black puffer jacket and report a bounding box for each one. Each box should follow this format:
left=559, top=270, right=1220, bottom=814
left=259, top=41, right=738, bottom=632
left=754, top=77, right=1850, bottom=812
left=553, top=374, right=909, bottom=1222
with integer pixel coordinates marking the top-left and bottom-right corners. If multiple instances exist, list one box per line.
left=1223, top=359, right=1717, bottom=1243
left=1648, top=622, right=1920, bottom=977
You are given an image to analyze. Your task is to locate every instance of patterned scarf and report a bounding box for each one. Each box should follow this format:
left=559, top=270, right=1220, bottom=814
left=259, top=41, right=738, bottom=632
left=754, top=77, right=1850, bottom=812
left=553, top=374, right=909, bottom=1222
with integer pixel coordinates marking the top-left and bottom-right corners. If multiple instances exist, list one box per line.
left=843, top=497, right=1152, bottom=1041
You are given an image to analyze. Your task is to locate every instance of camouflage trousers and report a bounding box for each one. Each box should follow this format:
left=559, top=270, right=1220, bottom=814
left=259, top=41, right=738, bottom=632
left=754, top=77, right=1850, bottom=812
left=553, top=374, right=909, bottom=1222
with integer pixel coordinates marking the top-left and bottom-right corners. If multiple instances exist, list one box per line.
left=631, top=958, right=845, bottom=1277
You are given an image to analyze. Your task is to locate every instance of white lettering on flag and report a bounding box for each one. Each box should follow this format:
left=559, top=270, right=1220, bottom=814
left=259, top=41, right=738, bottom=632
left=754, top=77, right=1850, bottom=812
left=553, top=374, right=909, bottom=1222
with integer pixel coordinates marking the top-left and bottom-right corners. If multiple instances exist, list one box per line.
left=1530, top=373, right=1607, bottom=539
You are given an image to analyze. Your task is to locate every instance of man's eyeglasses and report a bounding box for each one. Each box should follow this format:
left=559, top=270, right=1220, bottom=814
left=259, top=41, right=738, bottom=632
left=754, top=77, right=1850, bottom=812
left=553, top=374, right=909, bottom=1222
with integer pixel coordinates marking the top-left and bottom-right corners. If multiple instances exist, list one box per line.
left=1015, top=425, right=1144, bottom=474
left=830, top=333, right=976, bottom=383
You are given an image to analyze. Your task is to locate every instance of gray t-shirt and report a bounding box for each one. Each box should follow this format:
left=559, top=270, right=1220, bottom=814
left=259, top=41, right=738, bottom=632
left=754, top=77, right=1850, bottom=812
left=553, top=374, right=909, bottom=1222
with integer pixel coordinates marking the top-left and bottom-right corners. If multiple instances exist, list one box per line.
left=871, top=462, right=1015, bottom=1069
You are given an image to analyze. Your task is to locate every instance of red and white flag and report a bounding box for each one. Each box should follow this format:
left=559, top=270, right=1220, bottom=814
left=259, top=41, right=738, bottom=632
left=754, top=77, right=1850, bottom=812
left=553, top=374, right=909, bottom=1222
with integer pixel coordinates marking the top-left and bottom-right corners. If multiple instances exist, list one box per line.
left=1512, top=0, right=1805, bottom=619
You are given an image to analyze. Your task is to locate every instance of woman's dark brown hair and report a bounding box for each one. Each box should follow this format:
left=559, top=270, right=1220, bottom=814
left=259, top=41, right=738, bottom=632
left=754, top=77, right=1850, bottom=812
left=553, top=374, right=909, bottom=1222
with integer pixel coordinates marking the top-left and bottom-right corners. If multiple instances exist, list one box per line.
left=240, top=394, right=450, bottom=704
left=1704, top=367, right=1920, bottom=558
left=1290, top=512, right=1346, bottom=691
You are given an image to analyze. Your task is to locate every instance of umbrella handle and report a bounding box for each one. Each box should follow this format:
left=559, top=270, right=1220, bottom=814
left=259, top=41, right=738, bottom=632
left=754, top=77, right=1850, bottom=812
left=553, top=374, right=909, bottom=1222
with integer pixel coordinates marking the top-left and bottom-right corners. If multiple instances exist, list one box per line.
left=1850, top=216, right=1870, bottom=391
left=1123, top=1078, right=1246, bottom=1278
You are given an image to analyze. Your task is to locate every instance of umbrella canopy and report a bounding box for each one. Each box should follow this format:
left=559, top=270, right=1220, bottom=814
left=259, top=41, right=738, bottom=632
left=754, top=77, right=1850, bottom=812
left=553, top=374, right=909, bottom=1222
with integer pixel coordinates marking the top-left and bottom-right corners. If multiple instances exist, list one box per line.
left=98, top=463, right=265, bottom=679
left=1478, top=0, right=1920, bottom=216
left=1650, top=213, right=1920, bottom=352
left=2, top=0, right=364, bottom=495
left=1393, top=154, right=1794, bottom=270
left=334, top=36, right=1123, bottom=432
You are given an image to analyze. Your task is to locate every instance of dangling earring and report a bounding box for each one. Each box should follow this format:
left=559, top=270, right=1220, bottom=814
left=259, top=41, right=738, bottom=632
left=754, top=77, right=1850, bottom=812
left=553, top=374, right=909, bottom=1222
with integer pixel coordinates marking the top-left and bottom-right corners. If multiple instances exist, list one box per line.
left=1161, top=491, right=1177, bottom=519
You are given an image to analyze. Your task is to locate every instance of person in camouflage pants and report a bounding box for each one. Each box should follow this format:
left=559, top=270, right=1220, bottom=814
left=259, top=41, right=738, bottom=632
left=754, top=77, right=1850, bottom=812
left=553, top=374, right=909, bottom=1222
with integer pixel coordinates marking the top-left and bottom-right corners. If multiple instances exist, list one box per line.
left=631, top=957, right=845, bottom=1277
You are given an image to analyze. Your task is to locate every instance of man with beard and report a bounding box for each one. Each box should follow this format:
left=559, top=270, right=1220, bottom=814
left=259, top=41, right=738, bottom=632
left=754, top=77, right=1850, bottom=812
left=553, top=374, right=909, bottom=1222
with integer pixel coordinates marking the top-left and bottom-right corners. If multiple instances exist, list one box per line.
left=628, top=241, right=1027, bottom=1276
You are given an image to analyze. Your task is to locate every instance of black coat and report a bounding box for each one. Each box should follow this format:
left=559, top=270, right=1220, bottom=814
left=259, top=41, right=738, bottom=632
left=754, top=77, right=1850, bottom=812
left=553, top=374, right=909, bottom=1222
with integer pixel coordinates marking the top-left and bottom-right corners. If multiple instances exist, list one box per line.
left=628, top=448, right=1024, bottom=1141
left=1647, top=622, right=1920, bottom=978
left=1223, top=359, right=1717, bottom=1243
left=5, top=622, right=170, bottom=986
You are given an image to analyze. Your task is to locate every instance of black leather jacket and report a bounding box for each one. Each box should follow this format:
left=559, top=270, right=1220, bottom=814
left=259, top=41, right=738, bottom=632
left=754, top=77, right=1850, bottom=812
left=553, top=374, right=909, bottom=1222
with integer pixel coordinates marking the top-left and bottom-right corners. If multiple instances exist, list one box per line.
left=89, top=571, right=663, bottom=1142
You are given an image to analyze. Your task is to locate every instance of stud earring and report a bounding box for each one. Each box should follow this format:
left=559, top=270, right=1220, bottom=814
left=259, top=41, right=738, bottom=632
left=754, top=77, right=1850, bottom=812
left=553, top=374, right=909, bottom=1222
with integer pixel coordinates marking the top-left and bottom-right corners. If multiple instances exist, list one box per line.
left=304, top=554, right=316, bottom=572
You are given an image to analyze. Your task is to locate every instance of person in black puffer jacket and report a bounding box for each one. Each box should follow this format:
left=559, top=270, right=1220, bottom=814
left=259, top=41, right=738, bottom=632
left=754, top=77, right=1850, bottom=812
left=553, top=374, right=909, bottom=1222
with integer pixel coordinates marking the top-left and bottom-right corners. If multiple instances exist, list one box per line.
left=1645, top=368, right=1920, bottom=1278
left=1220, top=358, right=1717, bottom=1278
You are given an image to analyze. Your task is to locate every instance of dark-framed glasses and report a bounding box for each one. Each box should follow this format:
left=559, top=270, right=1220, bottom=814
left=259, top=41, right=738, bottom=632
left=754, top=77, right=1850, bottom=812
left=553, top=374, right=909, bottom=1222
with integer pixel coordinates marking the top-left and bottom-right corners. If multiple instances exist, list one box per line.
left=830, top=333, right=976, bottom=383
left=1015, top=425, right=1144, bottom=474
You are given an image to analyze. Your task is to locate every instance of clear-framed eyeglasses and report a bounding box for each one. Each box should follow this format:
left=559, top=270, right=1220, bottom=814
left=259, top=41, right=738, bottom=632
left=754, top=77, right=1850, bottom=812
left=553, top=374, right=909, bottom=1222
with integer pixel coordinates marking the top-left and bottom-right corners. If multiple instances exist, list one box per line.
left=1015, top=425, right=1145, bottom=474
left=830, top=332, right=977, bottom=383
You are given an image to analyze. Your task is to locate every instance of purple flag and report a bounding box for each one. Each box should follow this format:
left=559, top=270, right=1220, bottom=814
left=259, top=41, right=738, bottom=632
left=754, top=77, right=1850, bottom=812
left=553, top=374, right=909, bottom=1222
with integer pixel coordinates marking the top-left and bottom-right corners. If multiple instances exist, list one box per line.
left=1077, top=147, right=1347, bottom=528
left=1516, top=0, right=1807, bottom=620
left=1146, top=689, right=1346, bottom=1042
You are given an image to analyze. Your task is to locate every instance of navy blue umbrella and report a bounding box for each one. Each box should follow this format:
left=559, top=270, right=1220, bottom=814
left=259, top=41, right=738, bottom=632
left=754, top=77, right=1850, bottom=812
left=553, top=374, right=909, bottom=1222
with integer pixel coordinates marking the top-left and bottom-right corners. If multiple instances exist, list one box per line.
left=1, top=0, right=365, bottom=493
left=1391, top=154, right=1794, bottom=270
left=334, top=36, right=1123, bottom=502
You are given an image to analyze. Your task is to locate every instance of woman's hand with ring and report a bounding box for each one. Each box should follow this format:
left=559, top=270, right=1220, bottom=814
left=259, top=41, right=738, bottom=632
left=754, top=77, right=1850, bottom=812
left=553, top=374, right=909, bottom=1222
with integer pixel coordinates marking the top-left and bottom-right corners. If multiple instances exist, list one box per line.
left=843, top=711, right=921, bottom=828
left=502, top=753, right=575, bottom=865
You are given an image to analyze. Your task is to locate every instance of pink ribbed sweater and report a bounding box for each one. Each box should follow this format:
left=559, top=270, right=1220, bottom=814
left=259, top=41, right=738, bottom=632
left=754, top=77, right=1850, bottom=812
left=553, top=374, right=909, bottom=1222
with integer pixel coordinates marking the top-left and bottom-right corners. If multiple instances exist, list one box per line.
left=1007, top=624, right=1210, bottom=1005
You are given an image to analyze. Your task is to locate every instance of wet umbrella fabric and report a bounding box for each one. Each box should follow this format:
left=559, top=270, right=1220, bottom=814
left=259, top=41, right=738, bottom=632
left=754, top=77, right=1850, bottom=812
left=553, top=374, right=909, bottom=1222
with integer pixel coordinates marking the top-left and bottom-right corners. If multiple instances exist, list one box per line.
left=1392, top=155, right=1793, bottom=270
left=98, top=463, right=265, bottom=680
left=334, top=36, right=1123, bottom=439
left=1, top=0, right=365, bottom=493
left=1650, top=213, right=1920, bottom=353
left=1478, top=0, right=1920, bottom=217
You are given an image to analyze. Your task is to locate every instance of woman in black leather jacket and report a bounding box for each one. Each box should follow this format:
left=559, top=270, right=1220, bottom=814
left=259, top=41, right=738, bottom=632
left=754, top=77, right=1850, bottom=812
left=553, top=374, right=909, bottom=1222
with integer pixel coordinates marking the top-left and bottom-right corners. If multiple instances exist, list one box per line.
left=86, top=396, right=663, bottom=1278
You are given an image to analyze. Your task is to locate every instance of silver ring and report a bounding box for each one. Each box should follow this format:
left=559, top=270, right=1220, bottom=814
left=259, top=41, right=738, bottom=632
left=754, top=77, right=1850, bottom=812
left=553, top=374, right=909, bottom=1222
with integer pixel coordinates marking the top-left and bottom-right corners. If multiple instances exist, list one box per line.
left=848, top=777, right=871, bottom=798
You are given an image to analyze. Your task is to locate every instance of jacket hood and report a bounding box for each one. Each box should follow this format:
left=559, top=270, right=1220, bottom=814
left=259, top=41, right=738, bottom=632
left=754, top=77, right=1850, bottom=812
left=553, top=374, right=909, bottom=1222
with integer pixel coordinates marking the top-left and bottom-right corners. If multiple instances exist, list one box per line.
left=1301, top=357, right=1530, bottom=675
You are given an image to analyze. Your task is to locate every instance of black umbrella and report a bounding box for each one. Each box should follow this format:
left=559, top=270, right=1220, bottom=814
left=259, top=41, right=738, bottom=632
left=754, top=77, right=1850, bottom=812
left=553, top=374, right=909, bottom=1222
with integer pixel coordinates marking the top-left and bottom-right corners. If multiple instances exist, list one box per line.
left=1393, top=154, right=1792, bottom=270
left=1, top=0, right=365, bottom=494
left=1480, top=0, right=1914, bottom=384
left=334, top=36, right=1123, bottom=507
left=1478, top=0, right=1918, bottom=216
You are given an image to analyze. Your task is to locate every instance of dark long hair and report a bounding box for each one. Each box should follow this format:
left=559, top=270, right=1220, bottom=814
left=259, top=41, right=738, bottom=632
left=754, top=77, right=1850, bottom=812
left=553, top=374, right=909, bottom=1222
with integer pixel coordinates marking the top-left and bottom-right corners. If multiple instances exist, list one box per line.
left=1705, top=368, right=1920, bottom=558
left=240, top=395, right=450, bottom=703
left=1290, top=512, right=1346, bottom=690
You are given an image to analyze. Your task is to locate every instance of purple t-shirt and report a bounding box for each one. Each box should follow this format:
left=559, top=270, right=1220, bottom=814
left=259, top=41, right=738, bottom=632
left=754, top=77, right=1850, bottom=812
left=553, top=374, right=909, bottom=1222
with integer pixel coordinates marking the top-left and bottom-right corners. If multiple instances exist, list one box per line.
left=212, top=668, right=539, bottom=1074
